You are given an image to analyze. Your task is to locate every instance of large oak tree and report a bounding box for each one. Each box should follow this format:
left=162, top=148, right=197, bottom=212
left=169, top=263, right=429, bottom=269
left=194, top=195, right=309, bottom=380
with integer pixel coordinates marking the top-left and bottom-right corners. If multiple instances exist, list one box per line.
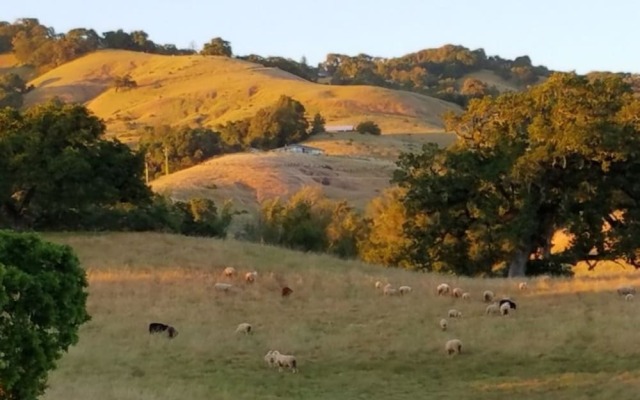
left=393, top=73, right=640, bottom=276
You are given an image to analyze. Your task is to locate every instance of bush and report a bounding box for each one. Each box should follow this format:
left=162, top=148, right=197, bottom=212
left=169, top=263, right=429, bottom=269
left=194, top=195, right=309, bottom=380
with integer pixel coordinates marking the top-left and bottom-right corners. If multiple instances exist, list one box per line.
left=0, top=230, right=90, bottom=399
left=355, top=120, right=381, bottom=135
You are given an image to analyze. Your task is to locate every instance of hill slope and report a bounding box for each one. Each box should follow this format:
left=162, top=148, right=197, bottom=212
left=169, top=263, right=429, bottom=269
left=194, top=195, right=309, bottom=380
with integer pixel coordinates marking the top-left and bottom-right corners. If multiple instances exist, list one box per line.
left=23, top=50, right=461, bottom=140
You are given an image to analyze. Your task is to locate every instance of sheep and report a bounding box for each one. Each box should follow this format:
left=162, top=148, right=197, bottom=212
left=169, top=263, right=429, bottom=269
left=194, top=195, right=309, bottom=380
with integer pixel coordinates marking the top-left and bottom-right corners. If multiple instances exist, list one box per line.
left=235, top=323, right=252, bottom=334
left=448, top=309, right=462, bottom=318
left=214, top=282, right=233, bottom=292
left=398, top=285, right=412, bottom=295
left=383, top=284, right=399, bottom=296
left=437, top=283, right=451, bottom=296
left=270, top=350, right=298, bottom=373
left=625, top=293, right=634, bottom=301
left=500, top=302, right=512, bottom=316
left=483, top=290, right=495, bottom=303
left=461, top=292, right=471, bottom=300
left=499, top=298, right=517, bottom=310
left=223, top=267, right=237, bottom=277
left=245, top=271, right=258, bottom=283
left=485, top=303, right=500, bottom=315
left=148, top=322, right=179, bottom=339
left=617, top=286, right=636, bottom=296
left=445, top=339, right=462, bottom=356
left=264, top=350, right=277, bottom=368
left=439, top=318, right=448, bottom=331
left=452, top=287, right=464, bottom=298
left=518, top=282, right=528, bottom=291
left=281, top=286, right=294, bottom=297
left=375, top=281, right=383, bottom=289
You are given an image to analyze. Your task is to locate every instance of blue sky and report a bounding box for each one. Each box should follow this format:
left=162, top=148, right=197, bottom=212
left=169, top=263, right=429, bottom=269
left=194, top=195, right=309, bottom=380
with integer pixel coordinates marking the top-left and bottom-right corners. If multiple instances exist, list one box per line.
left=4, top=0, right=638, bottom=73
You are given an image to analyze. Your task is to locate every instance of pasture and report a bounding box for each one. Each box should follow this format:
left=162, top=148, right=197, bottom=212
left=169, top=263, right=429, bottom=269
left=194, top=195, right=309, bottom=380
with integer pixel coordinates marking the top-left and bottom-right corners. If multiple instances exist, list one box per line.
left=41, top=232, right=640, bottom=400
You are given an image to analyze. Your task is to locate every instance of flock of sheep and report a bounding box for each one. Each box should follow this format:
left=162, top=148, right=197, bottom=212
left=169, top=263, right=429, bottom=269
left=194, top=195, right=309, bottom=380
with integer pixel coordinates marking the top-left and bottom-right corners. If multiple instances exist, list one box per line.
left=147, top=266, right=638, bottom=373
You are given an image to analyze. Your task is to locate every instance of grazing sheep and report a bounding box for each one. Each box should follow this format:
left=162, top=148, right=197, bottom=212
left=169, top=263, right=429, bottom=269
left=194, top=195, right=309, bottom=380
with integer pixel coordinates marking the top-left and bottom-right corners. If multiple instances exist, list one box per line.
left=617, top=286, right=636, bottom=296
left=452, top=287, right=463, bottom=298
left=148, top=323, right=179, bottom=339
left=485, top=303, right=500, bottom=315
left=398, top=285, right=412, bottom=295
left=281, top=286, right=294, bottom=297
left=214, top=282, right=233, bottom=292
left=461, top=292, right=471, bottom=300
left=499, top=298, right=517, bottom=310
left=264, top=350, right=277, bottom=368
left=437, top=283, right=451, bottom=296
left=375, top=281, right=383, bottom=289
left=270, top=350, right=298, bottom=373
left=235, top=323, right=252, bottom=334
left=223, top=267, right=237, bottom=277
left=483, top=290, right=495, bottom=303
left=439, top=318, right=448, bottom=331
left=518, top=282, right=528, bottom=291
left=500, top=302, right=512, bottom=316
left=626, top=293, right=634, bottom=301
left=445, top=339, right=463, bottom=356
left=448, top=309, right=462, bottom=318
left=245, top=271, right=258, bottom=283
left=383, top=284, right=399, bottom=296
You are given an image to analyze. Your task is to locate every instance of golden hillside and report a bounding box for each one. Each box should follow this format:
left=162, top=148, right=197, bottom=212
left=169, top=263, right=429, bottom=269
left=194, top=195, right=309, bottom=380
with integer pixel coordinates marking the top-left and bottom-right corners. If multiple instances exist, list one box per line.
left=0, top=53, right=36, bottom=80
left=23, top=50, right=461, bottom=140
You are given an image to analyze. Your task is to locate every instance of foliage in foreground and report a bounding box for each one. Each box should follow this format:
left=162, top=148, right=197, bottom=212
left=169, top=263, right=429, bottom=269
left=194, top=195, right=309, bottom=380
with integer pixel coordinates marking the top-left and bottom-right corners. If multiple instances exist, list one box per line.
left=0, top=230, right=90, bottom=400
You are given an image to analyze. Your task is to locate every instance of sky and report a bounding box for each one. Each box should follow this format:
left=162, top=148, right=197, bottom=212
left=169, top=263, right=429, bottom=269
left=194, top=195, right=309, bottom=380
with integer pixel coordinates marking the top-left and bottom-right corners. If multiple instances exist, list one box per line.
left=4, top=0, right=639, bottom=74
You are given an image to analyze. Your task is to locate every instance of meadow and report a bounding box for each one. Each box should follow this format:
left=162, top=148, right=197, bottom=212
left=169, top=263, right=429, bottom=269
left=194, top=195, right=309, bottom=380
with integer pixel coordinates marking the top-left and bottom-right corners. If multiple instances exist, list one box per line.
left=40, top=232, right=640, bottom=400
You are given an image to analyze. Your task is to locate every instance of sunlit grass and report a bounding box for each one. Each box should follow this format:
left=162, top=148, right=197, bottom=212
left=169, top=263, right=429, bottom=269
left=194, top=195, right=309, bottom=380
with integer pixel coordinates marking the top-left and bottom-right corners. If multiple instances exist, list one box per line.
left=36, top=232, right=640, bottom=400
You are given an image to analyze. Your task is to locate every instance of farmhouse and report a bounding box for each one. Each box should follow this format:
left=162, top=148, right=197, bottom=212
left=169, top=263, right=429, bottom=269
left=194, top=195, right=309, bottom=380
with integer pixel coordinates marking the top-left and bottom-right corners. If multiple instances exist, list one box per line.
left=325, top=125, right=354, bottom=133
left=276, top=144, right=325, bottom=155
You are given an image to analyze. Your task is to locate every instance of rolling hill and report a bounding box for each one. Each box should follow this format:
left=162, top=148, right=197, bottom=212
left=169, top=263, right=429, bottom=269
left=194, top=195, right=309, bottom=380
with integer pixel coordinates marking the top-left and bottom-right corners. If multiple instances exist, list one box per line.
left=23, top=50, right=461, bottom=141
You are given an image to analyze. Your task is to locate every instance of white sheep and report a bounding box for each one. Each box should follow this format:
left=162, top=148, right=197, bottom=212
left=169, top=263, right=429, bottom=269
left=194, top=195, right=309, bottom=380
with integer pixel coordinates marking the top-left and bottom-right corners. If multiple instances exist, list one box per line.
left=483, top=290, right=495, bottom=303
left=625, top=293, right=634, bottom=301
left=439, top=318, right=448, bottom=331
left=264, top=350, right=277, bottom=368
left=452, top=287, right=463, bottom=298
left=270, top=350, right=298, bottom=373
left=500, top=302, right=512, bottom=316
left=223, top=267, right=237, bottom=277
left=398, top=286, right=412, bottom=295
left=485, top=303, right=500, bottom=315
left=445, top=339, right=463, bottom=356
left=214, top=282, right=233, bottom=292
left=518, top=282, right=528, bottom=291
left=617, top=286, right=636, bottom=296
left=383, top=284, right=399, bottom=296
left=235, top=322, right=252, bottom=334
left=461, top=292, right=471, bottom=300
left=448, top=309, right=462, bottom=318
left=245, top=271, right=258, bottom=283
left=437, top=283, right=451, bottom=296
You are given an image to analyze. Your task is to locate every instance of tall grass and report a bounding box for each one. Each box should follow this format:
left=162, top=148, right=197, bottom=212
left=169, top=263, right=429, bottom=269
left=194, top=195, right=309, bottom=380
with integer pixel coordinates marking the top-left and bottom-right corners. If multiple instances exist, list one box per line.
left=40, top=232, right=640, bottom=400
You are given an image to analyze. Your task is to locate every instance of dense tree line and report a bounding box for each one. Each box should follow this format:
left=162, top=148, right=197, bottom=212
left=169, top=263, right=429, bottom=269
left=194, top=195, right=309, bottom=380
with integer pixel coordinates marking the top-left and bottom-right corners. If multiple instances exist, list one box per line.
left=139, top=95, right=322, bottom=180
left=0, top=18, right=195, bottom=72
left=238, top=54, right=318, bottom=82
left=318, top=45, right=550, bottom=106
left=0, top=100, right=232, bottom=236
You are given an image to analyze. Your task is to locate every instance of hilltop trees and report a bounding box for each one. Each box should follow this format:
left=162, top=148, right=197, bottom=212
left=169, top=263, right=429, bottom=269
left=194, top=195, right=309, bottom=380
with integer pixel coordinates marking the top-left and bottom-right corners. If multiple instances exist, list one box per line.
left=0, top=230, right=90, bottom=400
left=393, top=72, right=640, bottom=277
left=201, top=37, right=233, bottom=57
left=246, top=95, right=309, bottom=148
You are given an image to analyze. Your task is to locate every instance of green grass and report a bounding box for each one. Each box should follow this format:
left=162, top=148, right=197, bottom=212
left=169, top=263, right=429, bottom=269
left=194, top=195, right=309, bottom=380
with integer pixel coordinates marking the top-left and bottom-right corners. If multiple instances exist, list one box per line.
left=39, top=232, right=640, bottom=400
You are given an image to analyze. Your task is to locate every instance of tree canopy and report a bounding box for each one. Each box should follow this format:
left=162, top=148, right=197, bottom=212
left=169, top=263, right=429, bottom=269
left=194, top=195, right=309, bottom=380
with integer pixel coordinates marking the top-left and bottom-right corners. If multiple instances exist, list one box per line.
left=200, top=37, right=232, bottom=57
left=0, top=230, right=90, bottom=399
left=393, top=72, right=640, bottom=277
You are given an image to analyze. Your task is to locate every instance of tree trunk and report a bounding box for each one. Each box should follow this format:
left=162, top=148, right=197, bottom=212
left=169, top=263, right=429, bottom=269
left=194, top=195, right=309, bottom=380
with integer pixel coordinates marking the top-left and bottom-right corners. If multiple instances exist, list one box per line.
left=508, top=248, right=529, bottom=277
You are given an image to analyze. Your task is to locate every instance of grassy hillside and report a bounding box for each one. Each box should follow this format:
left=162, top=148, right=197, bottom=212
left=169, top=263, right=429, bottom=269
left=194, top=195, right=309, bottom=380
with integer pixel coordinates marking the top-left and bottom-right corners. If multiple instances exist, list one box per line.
left=23, top=50, right=461, bottom=140
left=0, top=53, right=36, bottom=80
left=39, top=232, right=640, bottom=400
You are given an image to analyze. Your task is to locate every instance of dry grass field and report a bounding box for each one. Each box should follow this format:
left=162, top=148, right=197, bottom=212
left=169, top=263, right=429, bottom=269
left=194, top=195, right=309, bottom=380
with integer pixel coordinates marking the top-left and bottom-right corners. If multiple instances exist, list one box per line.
left=22, top=50, right=461, bottom=140
left=39, top=232, right=640, bottom=400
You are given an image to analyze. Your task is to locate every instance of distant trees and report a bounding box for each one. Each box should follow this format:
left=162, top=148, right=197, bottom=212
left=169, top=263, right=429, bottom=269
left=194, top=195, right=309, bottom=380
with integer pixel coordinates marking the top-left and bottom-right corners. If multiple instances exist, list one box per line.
left=0, top=230, right=90, bottom=400
left=0, top=73, right=28, bottom=108
left=237, top=54, right=318, bottom=82
left=245, top=95, right=309, bottom=148
left=310, top=113, right=326, bottom=134
left=113, top=74, right=138, bottom=92
left=356, top=120, right=381, bottom=135
left=201, top=37, right=233, bottom=57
